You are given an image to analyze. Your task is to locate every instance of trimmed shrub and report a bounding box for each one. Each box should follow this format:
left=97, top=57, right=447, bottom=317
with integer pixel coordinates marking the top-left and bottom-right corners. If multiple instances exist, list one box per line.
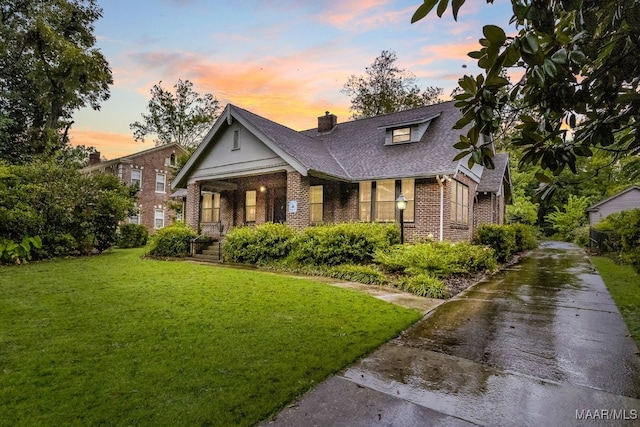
left=224, top=223, right=295, bottom=264
left=375, top=241, right=496, bottom=276
left=572, top=225, right=590, bottom=248
left=148, top=223, right=197, bottom=258
left=326, top=264, right=389, bottom=285
left=398, top=273, right=449, bottom=299
left=473, top=224, right=516, bottom=263
left=117, top=223, right=149, bottom=248
left=511, top=223, right=538, bottom=252
left=291, top=222, right=399, bottom=266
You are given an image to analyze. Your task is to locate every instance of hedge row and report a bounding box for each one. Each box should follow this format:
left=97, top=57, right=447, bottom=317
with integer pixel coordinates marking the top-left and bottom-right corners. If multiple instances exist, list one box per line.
left=223, top=222, right=399, bottom=266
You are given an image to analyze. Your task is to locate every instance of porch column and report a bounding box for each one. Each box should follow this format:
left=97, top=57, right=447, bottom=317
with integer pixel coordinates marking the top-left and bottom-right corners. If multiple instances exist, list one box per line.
left=286, top=171, right=310, bottom=230
left=186, top=182, right=201, bottom=231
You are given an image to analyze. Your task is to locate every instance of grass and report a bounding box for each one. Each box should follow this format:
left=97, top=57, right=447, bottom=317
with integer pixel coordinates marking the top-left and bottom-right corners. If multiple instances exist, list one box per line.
left=591, top=256, right=640, bottom=348
left=0, top=249, right=421, bottom=426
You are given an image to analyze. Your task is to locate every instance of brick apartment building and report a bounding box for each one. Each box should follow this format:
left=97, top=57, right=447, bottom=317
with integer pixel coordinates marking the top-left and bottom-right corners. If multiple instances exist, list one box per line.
left=172, top=102, right=510, bottom=242
left=82, top=143, right=188, bottom=233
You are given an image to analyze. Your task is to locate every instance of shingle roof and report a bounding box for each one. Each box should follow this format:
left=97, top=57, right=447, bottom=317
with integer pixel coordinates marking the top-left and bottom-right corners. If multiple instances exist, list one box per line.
left=299, top=101, right=463, bottom=180
left=231, top=106, right=348, bottom=179
left=234, top=101, right=466, bottom=181
left=477, top=152, right=510, bottom=193
left=174, top=101, right=509, bottom=194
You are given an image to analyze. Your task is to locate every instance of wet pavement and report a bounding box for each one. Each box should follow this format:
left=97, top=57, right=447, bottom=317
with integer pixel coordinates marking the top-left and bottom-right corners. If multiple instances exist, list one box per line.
left=263, top=242, right=640, bottom=426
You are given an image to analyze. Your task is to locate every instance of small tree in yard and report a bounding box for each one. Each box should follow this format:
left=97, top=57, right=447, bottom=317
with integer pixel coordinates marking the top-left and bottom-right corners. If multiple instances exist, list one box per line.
left=544, top=195, right=590, bottom=241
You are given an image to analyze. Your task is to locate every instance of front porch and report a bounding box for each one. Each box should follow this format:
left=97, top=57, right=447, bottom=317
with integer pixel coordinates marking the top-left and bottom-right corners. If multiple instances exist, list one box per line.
left=185, top=171, right=359, bottom=238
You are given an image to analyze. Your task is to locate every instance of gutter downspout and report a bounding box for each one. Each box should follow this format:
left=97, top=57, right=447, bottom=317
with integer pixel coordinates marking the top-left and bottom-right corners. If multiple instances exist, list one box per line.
left=436, top=175, right=451, bottom=242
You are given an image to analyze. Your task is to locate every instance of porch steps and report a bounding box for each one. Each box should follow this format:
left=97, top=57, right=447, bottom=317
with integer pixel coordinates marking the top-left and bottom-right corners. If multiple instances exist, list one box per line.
left=192, top=241, right=224, bottom=263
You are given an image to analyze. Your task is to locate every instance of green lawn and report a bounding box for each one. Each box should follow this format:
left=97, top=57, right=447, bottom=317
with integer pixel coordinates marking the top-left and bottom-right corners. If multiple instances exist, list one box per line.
left=591, top=256, right=640, bottom=348
left=0, top=249, right=421, bottom=426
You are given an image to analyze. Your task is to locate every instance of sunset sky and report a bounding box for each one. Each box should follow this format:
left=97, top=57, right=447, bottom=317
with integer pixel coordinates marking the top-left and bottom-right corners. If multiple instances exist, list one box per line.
left=70, top=0, right=515, bottom=159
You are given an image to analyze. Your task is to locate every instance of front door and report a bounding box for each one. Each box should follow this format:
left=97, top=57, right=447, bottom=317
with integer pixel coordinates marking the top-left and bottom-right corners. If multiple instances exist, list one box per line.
left=273, top=188, right=287, bottom=223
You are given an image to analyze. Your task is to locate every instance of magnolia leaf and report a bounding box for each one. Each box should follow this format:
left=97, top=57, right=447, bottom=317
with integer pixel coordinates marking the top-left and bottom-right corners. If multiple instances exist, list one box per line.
left=453, top=140, right=471, bottom=149
left=535, top=171, right=552, bottom=183
left=452, top=0, right=466, bottom=21
left=411, top=0, right=439, bottom=23
left=483, top=25, right=506, bottom=45
left=436, top=0, right=449, bottom=18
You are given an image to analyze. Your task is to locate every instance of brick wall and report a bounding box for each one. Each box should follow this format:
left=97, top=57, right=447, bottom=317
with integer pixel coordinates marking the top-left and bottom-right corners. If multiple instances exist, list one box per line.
left=286, top=171, right=310, bottom=230
left=185, top=182, right=201, bottom=230
left=184, top=170, right=506, bottom=242
left=90, top=145, right=184, bottom=233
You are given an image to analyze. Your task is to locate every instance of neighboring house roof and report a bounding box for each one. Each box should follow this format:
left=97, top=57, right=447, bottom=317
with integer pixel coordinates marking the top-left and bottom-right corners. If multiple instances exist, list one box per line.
left=477, top=152, right=511, bottom=195
left=587, top=186, right=640, bottom=211
left=173, top=101, right=509, bottom=194
left=81, top=142, right=188, bottom=173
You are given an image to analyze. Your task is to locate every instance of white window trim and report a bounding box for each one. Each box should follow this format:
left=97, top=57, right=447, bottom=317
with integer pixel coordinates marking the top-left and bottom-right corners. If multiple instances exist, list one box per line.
left=155, top=173, right=166, bottom=193
left=154, top=209, right=165, bottom=229
left=131, top=168, right=142, bottom=188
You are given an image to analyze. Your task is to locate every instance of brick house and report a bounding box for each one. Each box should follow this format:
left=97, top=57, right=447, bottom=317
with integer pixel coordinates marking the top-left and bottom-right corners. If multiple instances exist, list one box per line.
left=82, top=143, right=188, bottom=232
left=172, top=101, right=510, bottom=242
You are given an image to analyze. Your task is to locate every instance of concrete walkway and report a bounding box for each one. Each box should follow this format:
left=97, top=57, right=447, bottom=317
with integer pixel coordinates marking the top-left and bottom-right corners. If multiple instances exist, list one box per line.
left=262, top=242, right=640, bottom=426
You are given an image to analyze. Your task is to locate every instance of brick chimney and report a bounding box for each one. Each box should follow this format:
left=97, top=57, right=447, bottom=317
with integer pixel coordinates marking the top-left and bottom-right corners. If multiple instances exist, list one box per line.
left=89, top=152, right=101, bottom=165
left=318, top=111, right=337, bottom=132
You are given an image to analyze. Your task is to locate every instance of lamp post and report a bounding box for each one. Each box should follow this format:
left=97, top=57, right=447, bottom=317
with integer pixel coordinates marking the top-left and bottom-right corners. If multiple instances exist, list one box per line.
left=396, top=194, right=407, bottom=244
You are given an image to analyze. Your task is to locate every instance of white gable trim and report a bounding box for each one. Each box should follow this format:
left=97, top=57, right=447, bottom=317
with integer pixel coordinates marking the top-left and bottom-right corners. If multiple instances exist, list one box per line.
left=172, top=105, right=308, bottom=189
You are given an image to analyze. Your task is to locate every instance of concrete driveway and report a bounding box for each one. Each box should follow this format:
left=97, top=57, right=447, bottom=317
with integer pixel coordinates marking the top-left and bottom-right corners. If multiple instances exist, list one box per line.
left=263, top=241, right=640, bottom=426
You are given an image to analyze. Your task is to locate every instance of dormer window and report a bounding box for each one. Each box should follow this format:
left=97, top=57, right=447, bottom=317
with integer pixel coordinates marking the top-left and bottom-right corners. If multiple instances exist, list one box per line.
left=392, top=127, right=411, bottom=143
left=382, top=112, right=441, bottom=146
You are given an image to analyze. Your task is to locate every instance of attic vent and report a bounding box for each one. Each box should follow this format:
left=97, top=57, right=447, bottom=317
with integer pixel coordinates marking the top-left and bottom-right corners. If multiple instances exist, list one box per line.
left=233, top=130, right=240, bottom=150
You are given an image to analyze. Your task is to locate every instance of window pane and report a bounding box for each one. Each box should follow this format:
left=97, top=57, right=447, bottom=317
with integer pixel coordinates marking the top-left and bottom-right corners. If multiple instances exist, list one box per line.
left=246, top=207, right=256, bottom=222
left=401, top=179, right=415, bottom=222
left=359, top=182, right=371, bottom=221
left=375, top=180, right=395, bottom=222
left=310, top=186, right=323, bottom=204
left=213, top=193, right=220, bottom=222
left=154, top=209, right=164, bottom=229
left=450, top=181, right=469, bottom=225
left=360, top=202, right=371, bottom=222
left=309, top=186, right=323, bottom=223
left=246, top=190, right=256, bottom=222
left=202, top=193, right=212, bottom=223
left=376, top=201, right=395, bottom=222
left=156, top=173, right=165, bottom=192
left=131, top=169, right=141, bottom=187
left=310, top=204, right=323, bottom=223
left=392, top=128, right=411, bottom=143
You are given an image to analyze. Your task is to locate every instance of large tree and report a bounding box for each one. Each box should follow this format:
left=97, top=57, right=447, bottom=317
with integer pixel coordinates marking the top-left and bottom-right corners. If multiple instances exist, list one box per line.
left=0, top=0, right=112, bottom=164
left=130, top=79, right=220, bottom=148
left=342, top=50, right=443, bottom=119
left=412, top=0, right=640, bottom=197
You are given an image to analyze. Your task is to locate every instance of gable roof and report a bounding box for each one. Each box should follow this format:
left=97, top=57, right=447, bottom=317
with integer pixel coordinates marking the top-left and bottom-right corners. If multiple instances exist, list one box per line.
left=477, top=153, right=510, bottom=194
left=173, top=101, right=509, bottom=193
left=82, top=142, right=188, bottom=173
left=587, top=186, right=640, bottom=211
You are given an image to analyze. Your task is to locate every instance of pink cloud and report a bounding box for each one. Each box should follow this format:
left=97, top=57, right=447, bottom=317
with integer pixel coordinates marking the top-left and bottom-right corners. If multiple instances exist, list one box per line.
left=120, top=45, right=357, bottom=130
left=68, top=128, right=142, bottom=160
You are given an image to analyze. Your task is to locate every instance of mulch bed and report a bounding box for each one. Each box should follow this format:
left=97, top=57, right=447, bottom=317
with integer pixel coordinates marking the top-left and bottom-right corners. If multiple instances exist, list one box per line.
left=443, top=253, right=525, bottom=298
